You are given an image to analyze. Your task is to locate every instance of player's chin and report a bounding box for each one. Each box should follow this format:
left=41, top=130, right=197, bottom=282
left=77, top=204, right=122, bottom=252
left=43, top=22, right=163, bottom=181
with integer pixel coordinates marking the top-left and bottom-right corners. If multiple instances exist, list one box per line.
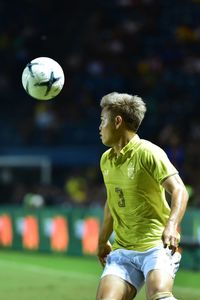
left=101, top=139, right=110, bottom=147
left=100, top=135, right=105, bottom=143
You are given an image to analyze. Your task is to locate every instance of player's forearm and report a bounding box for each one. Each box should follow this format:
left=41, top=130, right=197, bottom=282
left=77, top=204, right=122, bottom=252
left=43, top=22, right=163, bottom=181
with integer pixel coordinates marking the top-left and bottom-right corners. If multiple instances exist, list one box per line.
left=162, top=174, right=189, bottom=227
left=98, top=201, right=113, bottom=244
left=98, top=220, right=113, bottom=245
left=167, top=184, right=188, bottom=227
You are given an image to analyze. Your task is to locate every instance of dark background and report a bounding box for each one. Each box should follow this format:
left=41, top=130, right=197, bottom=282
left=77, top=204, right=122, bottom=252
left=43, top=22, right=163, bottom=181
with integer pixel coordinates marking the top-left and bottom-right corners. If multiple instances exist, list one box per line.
left=0, top=0, right=199, bottom=207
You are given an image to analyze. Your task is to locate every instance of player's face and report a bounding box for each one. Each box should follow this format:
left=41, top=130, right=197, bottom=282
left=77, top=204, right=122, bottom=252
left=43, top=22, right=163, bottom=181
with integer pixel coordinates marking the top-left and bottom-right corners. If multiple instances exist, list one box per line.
left=99, top=108, right=117, bottom=147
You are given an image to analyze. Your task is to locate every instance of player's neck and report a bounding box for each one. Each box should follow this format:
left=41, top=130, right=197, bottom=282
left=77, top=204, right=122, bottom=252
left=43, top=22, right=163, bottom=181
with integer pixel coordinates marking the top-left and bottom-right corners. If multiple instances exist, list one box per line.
left=113, top=131, right=136, bottom=157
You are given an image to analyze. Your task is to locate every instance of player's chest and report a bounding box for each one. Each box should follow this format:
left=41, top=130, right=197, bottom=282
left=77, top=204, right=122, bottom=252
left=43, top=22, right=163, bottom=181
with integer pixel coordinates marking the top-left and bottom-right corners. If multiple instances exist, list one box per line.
left=102, top=157, right=140, bottom=184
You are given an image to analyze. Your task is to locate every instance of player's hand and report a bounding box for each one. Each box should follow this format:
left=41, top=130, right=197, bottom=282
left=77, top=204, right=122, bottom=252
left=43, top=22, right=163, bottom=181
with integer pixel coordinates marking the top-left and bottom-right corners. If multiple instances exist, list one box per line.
left=97, top=241, right=112, bottom=267
left=162, top=221, right=180, bottom=255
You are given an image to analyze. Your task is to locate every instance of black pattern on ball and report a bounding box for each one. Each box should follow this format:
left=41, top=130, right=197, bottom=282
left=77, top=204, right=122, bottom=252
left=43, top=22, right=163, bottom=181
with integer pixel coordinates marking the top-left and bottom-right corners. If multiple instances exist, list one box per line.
left=27, top=62, right=39, bottom=77
left=34, top=71, right=61, bottom=96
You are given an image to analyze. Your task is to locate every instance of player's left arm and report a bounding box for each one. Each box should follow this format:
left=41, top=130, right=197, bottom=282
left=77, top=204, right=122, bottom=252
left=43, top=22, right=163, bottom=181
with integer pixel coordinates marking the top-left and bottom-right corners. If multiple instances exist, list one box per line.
left=162, top=173, right=189, bottom=254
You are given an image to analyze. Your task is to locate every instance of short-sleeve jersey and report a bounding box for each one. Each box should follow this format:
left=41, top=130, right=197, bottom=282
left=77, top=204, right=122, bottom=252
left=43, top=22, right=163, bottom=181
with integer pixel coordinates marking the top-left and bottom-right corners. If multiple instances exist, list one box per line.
left=100, top=134, right=178, bottom=251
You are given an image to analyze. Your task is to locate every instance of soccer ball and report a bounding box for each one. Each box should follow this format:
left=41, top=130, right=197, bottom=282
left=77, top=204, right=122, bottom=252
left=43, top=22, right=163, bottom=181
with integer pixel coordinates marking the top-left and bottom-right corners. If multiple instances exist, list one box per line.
left=21, top=57, right=65, bottom=100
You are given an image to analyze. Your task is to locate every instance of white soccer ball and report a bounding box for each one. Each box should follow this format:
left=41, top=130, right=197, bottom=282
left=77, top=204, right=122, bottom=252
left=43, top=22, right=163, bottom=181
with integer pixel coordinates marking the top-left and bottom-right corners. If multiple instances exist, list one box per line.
left=21, top=57, right=65, bottom=100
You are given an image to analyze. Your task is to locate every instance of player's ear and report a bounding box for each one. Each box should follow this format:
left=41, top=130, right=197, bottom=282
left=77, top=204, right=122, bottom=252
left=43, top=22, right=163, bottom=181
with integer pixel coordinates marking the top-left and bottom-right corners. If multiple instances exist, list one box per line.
left=115, top=115, right=123, bottom=129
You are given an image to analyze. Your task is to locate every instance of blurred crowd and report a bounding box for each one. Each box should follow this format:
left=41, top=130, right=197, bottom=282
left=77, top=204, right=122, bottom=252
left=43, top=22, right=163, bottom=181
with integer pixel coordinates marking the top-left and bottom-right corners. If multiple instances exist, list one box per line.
left=0, top=0, right=200, bottom=207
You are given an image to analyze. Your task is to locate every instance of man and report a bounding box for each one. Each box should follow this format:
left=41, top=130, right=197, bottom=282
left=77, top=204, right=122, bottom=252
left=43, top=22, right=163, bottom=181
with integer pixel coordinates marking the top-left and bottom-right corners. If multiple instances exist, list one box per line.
left=96, top=92, right=188, bottom=300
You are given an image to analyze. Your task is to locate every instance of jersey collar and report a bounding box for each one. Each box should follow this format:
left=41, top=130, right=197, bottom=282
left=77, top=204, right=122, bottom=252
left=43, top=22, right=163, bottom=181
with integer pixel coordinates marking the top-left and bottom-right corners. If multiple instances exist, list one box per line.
left=108, top=134, right=141, bottom=159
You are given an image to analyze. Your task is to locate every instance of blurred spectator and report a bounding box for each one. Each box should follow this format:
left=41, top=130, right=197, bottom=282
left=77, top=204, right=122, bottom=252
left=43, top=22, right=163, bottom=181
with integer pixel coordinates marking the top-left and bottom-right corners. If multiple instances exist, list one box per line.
left=158, top=125, right=185, bottom=176
left=23, top=193, right=44, bottom=208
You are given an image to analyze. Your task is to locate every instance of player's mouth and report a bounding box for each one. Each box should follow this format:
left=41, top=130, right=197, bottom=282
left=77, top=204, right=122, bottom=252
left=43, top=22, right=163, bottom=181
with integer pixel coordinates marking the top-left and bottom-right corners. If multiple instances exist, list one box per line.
left=100, top=134, right=104, bottom=140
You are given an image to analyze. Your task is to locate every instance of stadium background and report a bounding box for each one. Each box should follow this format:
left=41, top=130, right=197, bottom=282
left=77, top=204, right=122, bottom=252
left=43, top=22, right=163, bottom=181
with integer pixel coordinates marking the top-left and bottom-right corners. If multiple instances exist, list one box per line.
left=0, top=0, right=200, bottom=299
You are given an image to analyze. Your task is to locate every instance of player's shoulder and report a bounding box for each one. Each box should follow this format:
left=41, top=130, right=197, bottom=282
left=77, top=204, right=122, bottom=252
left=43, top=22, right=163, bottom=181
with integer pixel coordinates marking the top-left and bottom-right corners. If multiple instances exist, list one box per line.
left=101, top=148, right=112, bottom=161
left=100, top=149, right=112, bottom=169
left=139, top=139, right=166, bottom=157
left=140, top=139, right=163, bottom=150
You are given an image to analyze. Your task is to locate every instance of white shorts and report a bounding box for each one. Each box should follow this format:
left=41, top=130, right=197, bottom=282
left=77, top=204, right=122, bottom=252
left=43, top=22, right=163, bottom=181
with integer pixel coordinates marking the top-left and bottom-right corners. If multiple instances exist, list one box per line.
left=101, top=244, right=181, bottom=292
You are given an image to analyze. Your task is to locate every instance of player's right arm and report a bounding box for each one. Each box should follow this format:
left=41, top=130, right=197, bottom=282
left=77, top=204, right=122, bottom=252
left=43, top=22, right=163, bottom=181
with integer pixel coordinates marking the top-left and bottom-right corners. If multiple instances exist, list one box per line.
left=97, top=201, right=113, bottom=267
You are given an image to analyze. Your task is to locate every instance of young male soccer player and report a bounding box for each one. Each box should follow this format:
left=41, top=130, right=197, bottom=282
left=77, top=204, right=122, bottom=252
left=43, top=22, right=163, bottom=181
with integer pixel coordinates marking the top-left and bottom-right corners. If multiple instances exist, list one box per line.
left=96, top=92, right=188, bottom=300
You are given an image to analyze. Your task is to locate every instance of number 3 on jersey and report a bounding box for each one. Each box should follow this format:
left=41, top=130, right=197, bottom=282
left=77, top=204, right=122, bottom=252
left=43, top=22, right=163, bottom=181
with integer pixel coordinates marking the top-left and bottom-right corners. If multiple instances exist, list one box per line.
left=115, top=187, right=126, bottom=207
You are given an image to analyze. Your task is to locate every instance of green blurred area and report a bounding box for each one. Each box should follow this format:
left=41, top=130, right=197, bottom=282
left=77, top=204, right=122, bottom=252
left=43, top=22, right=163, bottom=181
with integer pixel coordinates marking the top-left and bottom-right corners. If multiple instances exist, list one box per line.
left=0, top=250, right=200, bottom=300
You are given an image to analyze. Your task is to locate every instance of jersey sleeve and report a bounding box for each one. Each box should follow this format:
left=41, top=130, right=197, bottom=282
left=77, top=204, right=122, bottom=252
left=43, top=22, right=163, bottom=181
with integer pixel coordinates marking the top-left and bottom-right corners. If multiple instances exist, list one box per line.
left=142, top=145, right=178, bottom=183
left=100, top=151, right=106, bottom=172
left=100, top=149, right=111, bottom=173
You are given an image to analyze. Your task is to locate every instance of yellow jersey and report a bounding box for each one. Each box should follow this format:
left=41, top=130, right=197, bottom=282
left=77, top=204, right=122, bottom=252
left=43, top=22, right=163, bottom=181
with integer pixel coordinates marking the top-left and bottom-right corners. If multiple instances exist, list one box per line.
left=100, top=134, right=178, bottom=251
